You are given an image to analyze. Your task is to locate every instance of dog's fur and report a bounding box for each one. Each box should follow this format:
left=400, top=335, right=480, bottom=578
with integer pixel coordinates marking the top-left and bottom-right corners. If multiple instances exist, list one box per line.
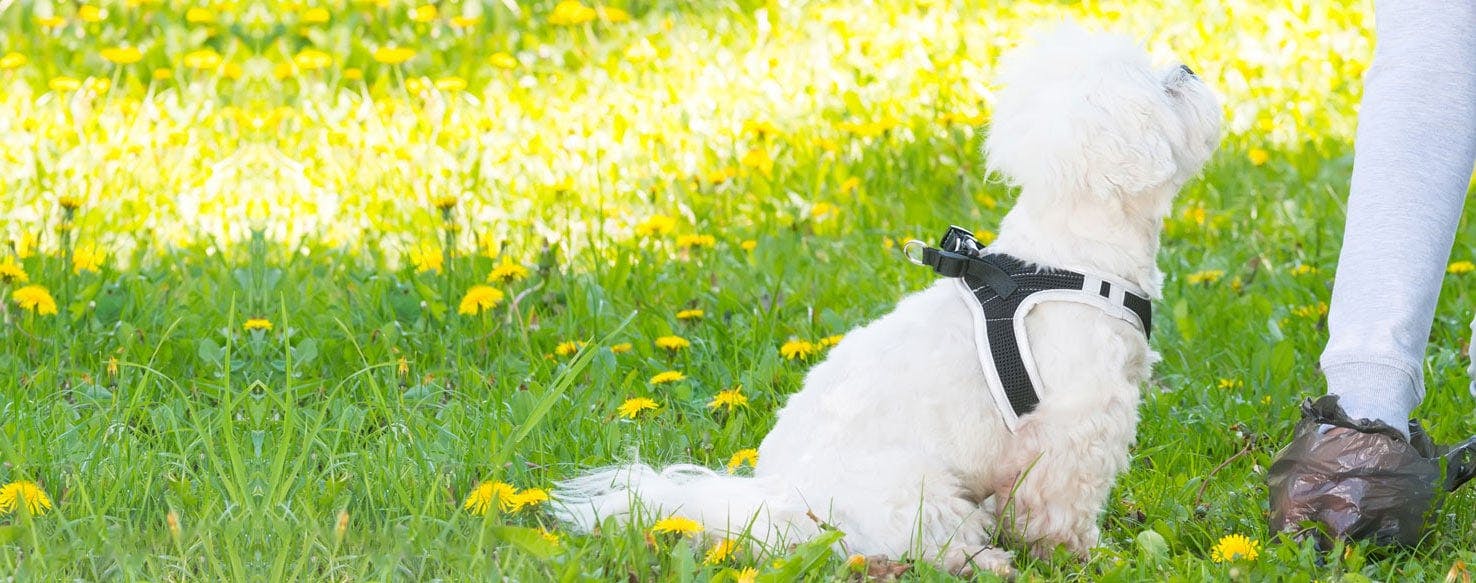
left=554, top=25, right=1222, bottom=574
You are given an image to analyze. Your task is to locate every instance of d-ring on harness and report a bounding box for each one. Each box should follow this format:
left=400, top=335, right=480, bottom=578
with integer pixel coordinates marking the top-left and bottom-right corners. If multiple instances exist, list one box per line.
left=907, top=226, right=1153, bottom=432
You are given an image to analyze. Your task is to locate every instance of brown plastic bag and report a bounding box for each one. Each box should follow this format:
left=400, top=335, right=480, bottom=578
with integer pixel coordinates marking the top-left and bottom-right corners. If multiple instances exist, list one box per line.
left=1267, top=395, right=1476, bottom=547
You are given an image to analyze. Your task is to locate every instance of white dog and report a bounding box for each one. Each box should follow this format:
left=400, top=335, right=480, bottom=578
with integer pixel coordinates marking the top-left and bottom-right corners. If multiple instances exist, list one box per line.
left=555, top=24, right=1221, bottom=575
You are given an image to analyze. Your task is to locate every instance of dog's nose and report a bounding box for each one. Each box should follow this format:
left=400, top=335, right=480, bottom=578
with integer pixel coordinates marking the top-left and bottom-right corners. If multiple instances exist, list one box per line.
left=1179, top=64, right=1196, bottom=77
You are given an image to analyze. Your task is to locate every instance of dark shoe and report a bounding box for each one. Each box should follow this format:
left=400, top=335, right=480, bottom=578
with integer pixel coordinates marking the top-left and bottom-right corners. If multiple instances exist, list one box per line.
left=1267, top=395, right=1476, bottom=547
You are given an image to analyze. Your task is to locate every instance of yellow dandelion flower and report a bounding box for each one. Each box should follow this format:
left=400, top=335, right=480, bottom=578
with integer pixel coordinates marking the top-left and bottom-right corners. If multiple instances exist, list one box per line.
left=634, top=215, right=678, bottom=237
left=1183, top=206, right=1207, bottom=225
left=183, top=49, right=223, bottom=70
left=676, top=234, right=717, bottom=248
left=846, top=554, right=866, bottom=571
left=840, top=177, right=861, bottom=193
left=1248, top=149, right=1270, bottom=166
left=0, top=52, right=27, bottom=69
left=35, top=16, right=66, bottom=28
left=617, top=397, right=659, bottom=419
left=300, top=7, right=330, bottom=24
left=1290, top=264, right=1318, bottom=276
left=408, top=244, right=443, bottom=274
left=72, top=243, right=105, bottom=274
left=1210, top=533, right=1261, bottom=563
left=488, top=260, right=529, bottom=282
left=549, top=0, right=598, bottom=26
left=243, top=318, right=273, bottom=331
left=373, top=46, right=417, bottom=65
left=540, top=528, right=561, bottom=545
left=152, top=68, right=173, bottom=80
left=1292, top=302, right=1329, bottom=319
left=11, top=285, right=57, bottom=316
left=740, top=240, right=757, bottom=252
left=726, top=448, right=758, bottom=473
left=433, top=195, right=458, bottom=211
left=100, top=46, right=143, bottom=65
left=1217, top=378, right=1243, bottom=390
left=810, top=202, right=838, bottom=219
left=610, top=342, right=633, bottom=354
left=704, top=539, right=738, bottom=564
left=0, top=256, right=28, bottom=284
left=0, top=480, right=53, bottom=516
left=435, top=76, right=467, bottom=92
left=458, top=286, right=505, bottom=315
left=397, top=357, right=409, bottom=376
left=676, top=309, right=704, bottom=320
left=1449, top=261, right=1475, bottom=275
left=708, top=387, right=748, bottom=412
left=463, top=481, right=516, bottom=515
left=780, top=339, right=817, bottom=360
left=651, top=515, right=702, bottom=536
left=817, top=334, right=844, bottom=348
left=1186, top=270, right=1225, bottom=285
left=78, top=5, right=104, bottom=23
left=107, top=356, right=119, bottom=377
left=343, top=67, right=363, bottom=80
left=58, top=195, right=82, bottom=210
left=49, top=76, right=81, bottom=92
left=655, top=336, right=690, bottom=351
left=736, top=568, right=757, bottom=583
left=293, top=49, right=333, bottom=71
left=975, top=230, right=997, bottom=245
left=450, top=15, right=482, bottom=27
left=408, top=4, right=438, bottom=22
left=649, top=370, right=686, bottom=385
left=509, top=488, right=549, bottom=510
left=185, top=7, right=214, bottom=24
left=704, top=167, right=738, bottom=184
left=740, top=148, right=773, bottom=174
left=489, top=52, right=518, bottom=70
left=555, top=340, right=585, bottom=356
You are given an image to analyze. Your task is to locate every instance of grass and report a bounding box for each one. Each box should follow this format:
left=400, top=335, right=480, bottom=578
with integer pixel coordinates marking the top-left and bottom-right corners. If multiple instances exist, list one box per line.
left=1, top=0, right=1475, bottom=580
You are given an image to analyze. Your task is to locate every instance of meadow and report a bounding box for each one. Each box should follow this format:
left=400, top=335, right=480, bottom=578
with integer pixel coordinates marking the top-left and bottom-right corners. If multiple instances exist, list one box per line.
left=1, top=0, right=1474, bottom=580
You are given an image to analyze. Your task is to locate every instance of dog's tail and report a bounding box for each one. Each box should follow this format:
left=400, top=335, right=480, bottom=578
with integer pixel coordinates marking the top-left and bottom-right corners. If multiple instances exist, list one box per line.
left=553, top=463, right=818, bottom=544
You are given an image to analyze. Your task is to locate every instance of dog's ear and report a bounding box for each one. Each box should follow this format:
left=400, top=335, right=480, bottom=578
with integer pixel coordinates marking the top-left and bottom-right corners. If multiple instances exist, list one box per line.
left=984, top=25, right=1180, bottom=201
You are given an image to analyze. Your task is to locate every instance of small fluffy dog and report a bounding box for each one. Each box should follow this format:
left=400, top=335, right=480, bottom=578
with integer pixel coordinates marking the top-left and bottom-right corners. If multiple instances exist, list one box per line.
left=556, top=25, right=1221, bottom=574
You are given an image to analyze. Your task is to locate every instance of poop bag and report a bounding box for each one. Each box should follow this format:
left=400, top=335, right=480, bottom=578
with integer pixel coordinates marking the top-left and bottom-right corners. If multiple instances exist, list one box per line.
left=1268, top=395, right=1476, bottom=547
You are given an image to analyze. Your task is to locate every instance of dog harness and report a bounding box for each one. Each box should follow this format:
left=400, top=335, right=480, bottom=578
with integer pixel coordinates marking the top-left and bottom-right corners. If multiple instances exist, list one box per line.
left=906, top=227, right=1153, bottom=432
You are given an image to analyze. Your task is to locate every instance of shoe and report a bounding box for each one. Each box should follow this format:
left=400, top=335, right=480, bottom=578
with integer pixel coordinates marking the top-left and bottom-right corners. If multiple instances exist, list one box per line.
left=1267, top=395, right=1476, bottom=547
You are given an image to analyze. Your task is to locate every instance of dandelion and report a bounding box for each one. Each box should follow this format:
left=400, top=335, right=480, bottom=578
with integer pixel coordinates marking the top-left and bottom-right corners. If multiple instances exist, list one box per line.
left=780, top=339, right=817, bottom=360
left=463, top=481, right=516, bottom=515
left=740, top=148, right=773, bottom=174
left=435, top=76, right=467, bottom=92
left=676, top=234, right=717, bottom=248
left=489, top=52, right=518, bottom=70
left=0, top=52, right=26, bottom=69
left=107, top=356, right=119, bottom=377
left=408, top=244, right=443, bottom=274
left=243, top=318, right=273, bottom=331
left=651, top=515, right=702, bottom=536
left=709, top=387, right=748, bottom=412
left=185, top=7, right=214, bottom=24
left=1290, top=264, right=1318, bottom=276
left=408, top=4, right=438, bottom=22
left=78, top=5, right=104, bottom=23
left=610, top=342, right=633, bottom=354
left=726, top=448, right=758, bottom=473
left=0, top=256, right=27, bottom=284
left=818, top=334, right=844, bottom=348
left=1210, top=534, right=1261, bottom=563
left=555, top=340, right=585, bottom=356
left=634, top=215, right=678, bottom=237
left=617, top=397, right=659, bottom=419
left=459, top=286, right=505, bottom=315
left=450, top=15, right=482, bottom=27
left=433, top=195, right=458, bottom=211
left=488, top=260, right=529, bottom=282
left=846, top=554, right=867, bottom=571
left=0, top=480, right=53, bottom=516
left=740, top=240, right=757, bottom=252
left=100, top=46, right=144, bottom=65
left=655, top=336, right=690, bottom=351
left=1183, top=207, right=1207, bottom=225
left=293, top=49, right=333, bottom=71
left=397, top=357, right=409, bottom=376
left=1217, top=378, right=1243, bottom=390
left=300, top=7, right=330, bottom=24
left=373, top=46, right=417, bottom=65
left=1248, top=149, right=1270, bottom=166
left=840, top=177, right=861, bottom=193
left=650, top=370, right=686, bottom=385
left=509, top=488, right=549, bottom=510
left=549, top=0, right=598, bottom=26
left=11, top=285, right=57, bottom=316
left=975, top=230, right=997, bottom=245
left=1186, top=270, right=1225, bottom=285
left=1292, top=302, right=1329, bottom=319
left=704, top=539, right=738, bottom=564
left=1449, top=261, right=1475, bottom=275
left=676, top=309, right=704, bottom=320
left=58, top=195, right=83, bottom=211
left=342, top=67, right=363, bottom=80
left=704, top=167, right=738, bottom=184
left=72, top=243, right=105, bottom=274
left=49, top=76, right=81, bottom=92
left=183, top=49, right=223, bottom=70
left=334, top=509, right=349, bottom=540
left=166, top=509, right=180, bottom=537
left=152, top=68, right=173, bottom=80
left=736, top=568, right=757, bottom=583
left=810, top=202, right=838, bottom=218
left=35, top=16, right=66, bottom=28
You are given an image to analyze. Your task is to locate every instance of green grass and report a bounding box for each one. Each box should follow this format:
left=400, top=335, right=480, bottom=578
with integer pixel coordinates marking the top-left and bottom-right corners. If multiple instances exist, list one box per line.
left=2, top=0, right=1476, bottom=580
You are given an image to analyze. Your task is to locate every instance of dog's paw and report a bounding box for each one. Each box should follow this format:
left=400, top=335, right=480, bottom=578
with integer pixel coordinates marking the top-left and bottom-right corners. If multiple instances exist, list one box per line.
left=942, top=546, right=1014, bottom=579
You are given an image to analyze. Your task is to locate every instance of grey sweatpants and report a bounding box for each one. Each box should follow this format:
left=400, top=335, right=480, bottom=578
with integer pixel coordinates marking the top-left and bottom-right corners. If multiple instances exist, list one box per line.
left=1320, top=0, right=1476, bottom=435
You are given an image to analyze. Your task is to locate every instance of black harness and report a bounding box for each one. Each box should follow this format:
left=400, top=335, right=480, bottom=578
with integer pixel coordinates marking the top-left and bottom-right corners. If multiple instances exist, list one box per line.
left=908, top=226, right=1153, bottom=429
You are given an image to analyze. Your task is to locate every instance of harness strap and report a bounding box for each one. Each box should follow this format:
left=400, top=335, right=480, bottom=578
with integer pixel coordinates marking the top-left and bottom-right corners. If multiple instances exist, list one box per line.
left=909, top=226, right=1154, bottom=426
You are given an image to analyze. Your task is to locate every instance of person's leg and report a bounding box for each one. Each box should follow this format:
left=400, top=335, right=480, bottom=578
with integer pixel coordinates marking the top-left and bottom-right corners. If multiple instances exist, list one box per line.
left=1320, top=0, right=1476, bottom=438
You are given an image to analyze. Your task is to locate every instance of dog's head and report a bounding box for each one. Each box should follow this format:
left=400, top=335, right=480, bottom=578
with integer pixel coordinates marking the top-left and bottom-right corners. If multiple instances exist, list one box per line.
left=984, top=24, right=1222, bottom=212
